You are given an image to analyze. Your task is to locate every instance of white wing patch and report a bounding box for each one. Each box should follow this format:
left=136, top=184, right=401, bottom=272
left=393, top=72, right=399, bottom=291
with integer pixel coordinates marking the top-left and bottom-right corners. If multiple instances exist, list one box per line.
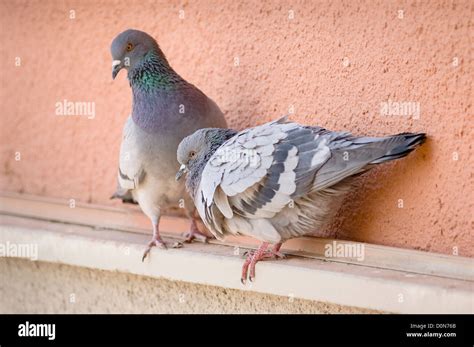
left=310, top=137, right=330, bottom=167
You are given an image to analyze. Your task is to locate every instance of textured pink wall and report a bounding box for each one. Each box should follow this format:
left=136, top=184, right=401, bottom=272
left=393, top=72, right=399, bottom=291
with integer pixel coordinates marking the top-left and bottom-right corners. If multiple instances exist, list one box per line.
left=0, top=0, right=472, bottom=256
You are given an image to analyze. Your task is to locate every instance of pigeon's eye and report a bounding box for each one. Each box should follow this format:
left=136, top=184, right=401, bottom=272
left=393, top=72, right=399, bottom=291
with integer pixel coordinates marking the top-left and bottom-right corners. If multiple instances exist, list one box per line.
left=189, top=151, right=196, bottom=159
left=126, top=43, right=133, bottom=52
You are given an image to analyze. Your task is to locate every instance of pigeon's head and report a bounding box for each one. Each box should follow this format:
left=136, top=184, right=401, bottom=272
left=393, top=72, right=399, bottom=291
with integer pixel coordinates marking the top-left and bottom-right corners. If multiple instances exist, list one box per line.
left=176, top=129, right=210, bottom=181
left=176, top=128, right=237, bottom=181
left=110, top=29, right=160, bottom=79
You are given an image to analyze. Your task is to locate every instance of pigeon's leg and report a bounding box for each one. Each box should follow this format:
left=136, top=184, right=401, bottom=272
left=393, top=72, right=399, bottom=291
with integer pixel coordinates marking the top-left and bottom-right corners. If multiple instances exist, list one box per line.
left=263, top=243, right=286, bottom=259
left=142, top=215, right=167, bottom=261
left=241, top=242, right=269, bottom=284
left=183, top=215, right=211, bottom=243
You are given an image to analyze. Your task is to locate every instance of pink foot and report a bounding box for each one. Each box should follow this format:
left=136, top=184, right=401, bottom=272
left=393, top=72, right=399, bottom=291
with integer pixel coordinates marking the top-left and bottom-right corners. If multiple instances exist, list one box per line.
left=241, top=243, right=285, bottom=284
left=142, top=237, right=167, bottom=262
left=266, top=243, right=286, bottom=259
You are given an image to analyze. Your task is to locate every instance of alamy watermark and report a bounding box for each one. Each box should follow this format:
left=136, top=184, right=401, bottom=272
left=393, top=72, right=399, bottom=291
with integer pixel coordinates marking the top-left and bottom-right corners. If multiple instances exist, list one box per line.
left=380, top=99, right=420, bottom=119
left=55, top=99, right=96, bottom=119
left=324, top=240, right=365, bottom=261
left=18, top=321, right=55, bottom=340
left=210, top=147, right=259, bottom=167
left=0, top=241, right=38, bottom=260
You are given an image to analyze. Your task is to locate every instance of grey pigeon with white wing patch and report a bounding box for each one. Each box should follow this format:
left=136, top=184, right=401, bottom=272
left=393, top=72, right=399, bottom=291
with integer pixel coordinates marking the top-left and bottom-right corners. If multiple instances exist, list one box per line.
left=110, top=29, right=227, bottom=261
left=176, top=116, right=426, bottom=283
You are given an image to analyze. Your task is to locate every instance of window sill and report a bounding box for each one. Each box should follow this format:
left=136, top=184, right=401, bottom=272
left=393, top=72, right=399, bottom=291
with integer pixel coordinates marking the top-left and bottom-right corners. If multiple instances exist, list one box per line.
left=0, top=192, right=472, bottom=313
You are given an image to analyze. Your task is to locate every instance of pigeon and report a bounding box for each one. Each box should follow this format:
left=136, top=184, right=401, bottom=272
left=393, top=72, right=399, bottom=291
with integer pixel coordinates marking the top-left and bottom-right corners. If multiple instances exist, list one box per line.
left=176, top=116, right=426, bottom=283
left=110, top=29, right=227, bottom=261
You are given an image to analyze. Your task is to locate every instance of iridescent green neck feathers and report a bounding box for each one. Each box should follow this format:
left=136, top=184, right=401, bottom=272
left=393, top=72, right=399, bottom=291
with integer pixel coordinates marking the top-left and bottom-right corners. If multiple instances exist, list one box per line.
left=129, top=51, right=184, bottom=92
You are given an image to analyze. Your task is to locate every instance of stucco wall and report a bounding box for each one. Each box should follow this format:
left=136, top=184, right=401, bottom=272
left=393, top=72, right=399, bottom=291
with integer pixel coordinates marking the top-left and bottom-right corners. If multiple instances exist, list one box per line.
left=0, top=0, right=472, bottom=256
left=0, top=258, right=378, bottom=313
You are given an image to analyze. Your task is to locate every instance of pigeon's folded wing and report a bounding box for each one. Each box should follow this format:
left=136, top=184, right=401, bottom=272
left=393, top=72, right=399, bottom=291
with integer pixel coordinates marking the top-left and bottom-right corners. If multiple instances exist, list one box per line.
left=117, top=116, right=146, bottom=190
left=196, top=117, right=335, bottom=239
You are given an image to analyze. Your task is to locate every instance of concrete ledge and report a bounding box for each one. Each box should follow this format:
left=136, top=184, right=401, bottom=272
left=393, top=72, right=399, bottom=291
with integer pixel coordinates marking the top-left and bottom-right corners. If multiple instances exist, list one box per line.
left=1, top=192, right=472, bottom=281
left=0, top=215, right=472, bottom=314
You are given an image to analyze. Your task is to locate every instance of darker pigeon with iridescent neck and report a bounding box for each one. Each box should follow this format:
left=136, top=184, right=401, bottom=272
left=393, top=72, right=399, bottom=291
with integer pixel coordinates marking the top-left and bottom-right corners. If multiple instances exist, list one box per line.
left=110, top=29, right=227, bottom=260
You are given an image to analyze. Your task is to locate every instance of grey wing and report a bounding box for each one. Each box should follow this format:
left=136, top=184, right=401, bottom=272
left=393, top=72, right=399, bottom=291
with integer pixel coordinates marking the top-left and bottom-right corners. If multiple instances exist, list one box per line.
left=117, top=116, right=146, bottom=192
left=196, top=116, right=425, bottom=242
left=195, top=117, right=333, bottom=241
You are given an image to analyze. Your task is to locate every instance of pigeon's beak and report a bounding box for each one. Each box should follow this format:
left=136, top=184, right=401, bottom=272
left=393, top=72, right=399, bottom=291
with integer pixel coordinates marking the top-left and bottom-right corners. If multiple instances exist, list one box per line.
left=112, top=60, right=123, bottom=80
left=175, top=164, right=188, bottom=181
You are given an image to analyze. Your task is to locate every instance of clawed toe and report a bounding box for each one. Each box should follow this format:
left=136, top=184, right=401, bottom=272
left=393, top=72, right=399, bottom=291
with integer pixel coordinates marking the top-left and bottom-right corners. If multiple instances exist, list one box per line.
left=152, top=239, right=168, bottom=250
left=141, top=239, right=167, bottom=261
left=141, top=249, right=150, bottom=262
left=240, top=243, right=286, bottom=284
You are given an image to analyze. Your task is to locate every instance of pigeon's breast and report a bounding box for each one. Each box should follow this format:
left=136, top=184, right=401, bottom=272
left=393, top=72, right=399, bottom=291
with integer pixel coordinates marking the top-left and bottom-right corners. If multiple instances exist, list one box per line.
left=132, top=87, right=215, bottom=134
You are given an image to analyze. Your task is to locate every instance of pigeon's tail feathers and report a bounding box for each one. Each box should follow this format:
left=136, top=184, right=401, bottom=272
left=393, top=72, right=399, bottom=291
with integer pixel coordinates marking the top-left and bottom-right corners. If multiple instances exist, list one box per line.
left=312, top=132, right=426, bottom=191
left=369, top=132, right=426, bottom=164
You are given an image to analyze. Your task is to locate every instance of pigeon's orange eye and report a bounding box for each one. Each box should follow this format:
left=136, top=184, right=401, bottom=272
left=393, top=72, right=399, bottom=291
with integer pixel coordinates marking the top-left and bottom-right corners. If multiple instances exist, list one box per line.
left=126, top=43, right=133, bottom=52
left=189, top=151, right=196, bottom=158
